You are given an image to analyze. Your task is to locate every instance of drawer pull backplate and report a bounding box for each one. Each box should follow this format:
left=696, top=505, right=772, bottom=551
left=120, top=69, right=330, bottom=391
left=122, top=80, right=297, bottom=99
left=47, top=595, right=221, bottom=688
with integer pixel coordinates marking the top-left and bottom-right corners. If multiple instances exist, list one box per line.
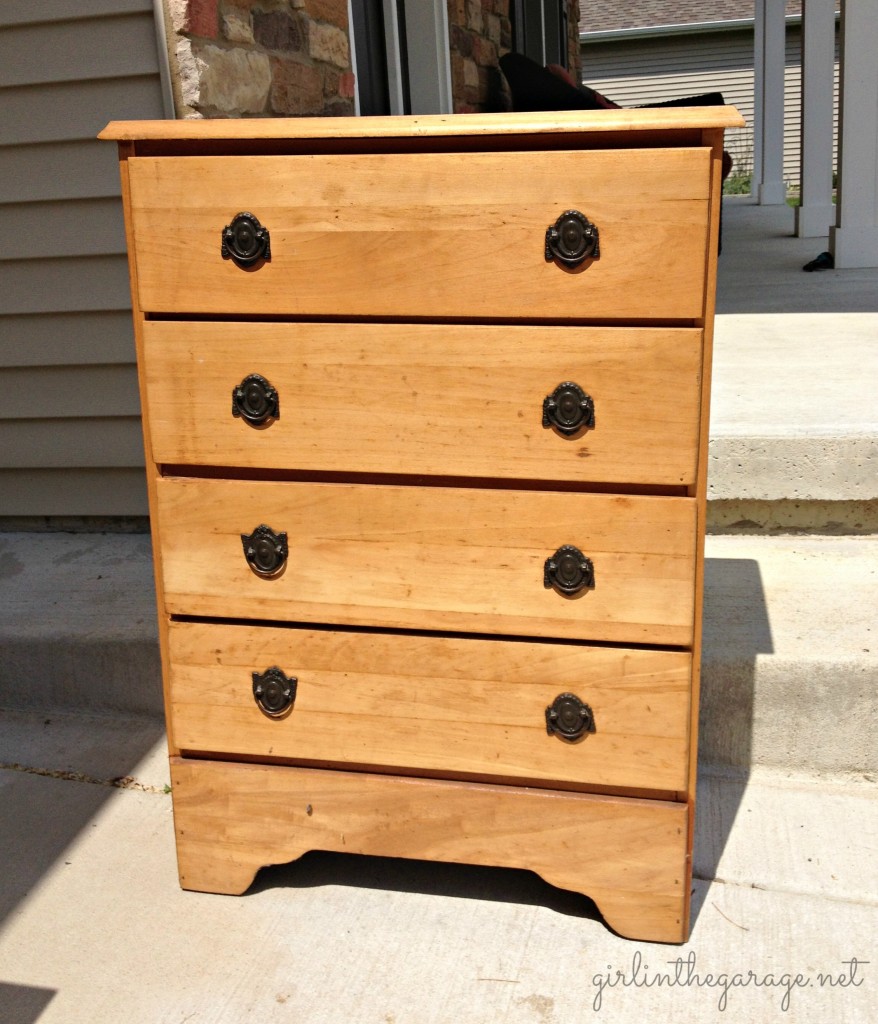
left=222, top=212, right=271, bottom=268
left=546, top=692, right=595, bottom=740
left=544, top=545, right=595, bottom=595
left=545, top=210, right=600, bottom=267
left=241, top=524, right=288, bottom=577
left=232, top=373, right=279, bottom=426
left=253, top=666, right=297, bottom=717
left=543, top=381, right=595, bottom=436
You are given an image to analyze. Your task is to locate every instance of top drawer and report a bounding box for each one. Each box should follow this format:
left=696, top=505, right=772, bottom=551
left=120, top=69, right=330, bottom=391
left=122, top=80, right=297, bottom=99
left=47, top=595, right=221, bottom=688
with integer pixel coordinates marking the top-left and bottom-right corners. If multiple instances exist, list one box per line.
left=126, top=148, right=711, bottom=320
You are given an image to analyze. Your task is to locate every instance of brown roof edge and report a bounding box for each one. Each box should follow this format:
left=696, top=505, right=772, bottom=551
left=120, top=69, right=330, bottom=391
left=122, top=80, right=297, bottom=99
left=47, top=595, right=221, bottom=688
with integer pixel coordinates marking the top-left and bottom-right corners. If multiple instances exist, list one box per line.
left=578, top=1, right=826, bottom=36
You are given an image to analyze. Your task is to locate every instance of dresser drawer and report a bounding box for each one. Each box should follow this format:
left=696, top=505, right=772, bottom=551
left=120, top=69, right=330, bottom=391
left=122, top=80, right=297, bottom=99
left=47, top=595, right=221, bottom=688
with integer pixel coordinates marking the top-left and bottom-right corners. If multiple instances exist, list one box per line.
left=168, top=621, right=691, bottom=791
left=127, top=148, right=710, bottom=319
left=143, top=321, right=703, bottom=487
left=155, top=477, right=697, bottom=645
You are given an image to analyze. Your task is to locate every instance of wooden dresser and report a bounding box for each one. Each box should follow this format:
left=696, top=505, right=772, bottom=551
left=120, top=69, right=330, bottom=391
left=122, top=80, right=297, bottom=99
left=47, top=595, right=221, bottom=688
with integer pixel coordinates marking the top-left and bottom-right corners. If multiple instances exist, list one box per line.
left=102, top=106, right=742, bottom=944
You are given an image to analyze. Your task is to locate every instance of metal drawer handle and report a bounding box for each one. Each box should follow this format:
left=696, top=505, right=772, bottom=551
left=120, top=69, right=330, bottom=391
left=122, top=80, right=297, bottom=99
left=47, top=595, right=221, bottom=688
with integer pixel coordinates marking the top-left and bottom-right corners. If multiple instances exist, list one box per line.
left=543, top=382, right=594, bottom=436
left=545, top=210, right=599, bottom=267
left=544, top=545, right=594, bottom=595
left=241, top=524, right=288, bottom=577
left=232, top=373, right=279, bottom=426
left=222, top=212, right=271, bottom=267
left=253, top=667, right=297, bottom=717
left=546, top=692, right=595, bottom=741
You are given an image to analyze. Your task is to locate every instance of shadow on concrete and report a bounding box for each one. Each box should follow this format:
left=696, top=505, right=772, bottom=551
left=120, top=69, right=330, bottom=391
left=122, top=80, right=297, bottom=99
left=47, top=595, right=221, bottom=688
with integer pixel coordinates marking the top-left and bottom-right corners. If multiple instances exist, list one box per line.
left=699, top=556, right=773, bottom=776
left=690, top=556, right=773, bottom=930
left=254, top=851, right=601, bottom=922
left=0, top=532, right=166, bottom=943
left=0, top=717, right=165, bottom=933
left=0, top=982, right=57, bottom=1024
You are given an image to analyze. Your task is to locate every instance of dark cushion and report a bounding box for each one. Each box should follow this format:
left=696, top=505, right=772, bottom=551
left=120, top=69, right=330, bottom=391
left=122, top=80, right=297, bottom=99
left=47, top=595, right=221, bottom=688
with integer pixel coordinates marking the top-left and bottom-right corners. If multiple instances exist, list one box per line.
left=499, top=52, right=616, bottom=111
left=499, top=51, right=725, bottom=113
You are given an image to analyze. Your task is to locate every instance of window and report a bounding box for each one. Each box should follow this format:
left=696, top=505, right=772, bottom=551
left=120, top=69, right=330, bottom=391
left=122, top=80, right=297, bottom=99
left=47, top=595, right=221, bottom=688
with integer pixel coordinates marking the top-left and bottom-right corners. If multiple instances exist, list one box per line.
left=511, top=0, right=568, bottom=68
left=349, top=0, right=451, bottom=115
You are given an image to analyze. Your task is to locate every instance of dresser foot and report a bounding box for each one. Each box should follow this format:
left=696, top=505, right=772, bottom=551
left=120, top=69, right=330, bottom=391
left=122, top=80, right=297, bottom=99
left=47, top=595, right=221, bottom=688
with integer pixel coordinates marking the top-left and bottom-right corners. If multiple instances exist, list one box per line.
left=177, top=857, right=260, bottom=897
left=170, top=758, right=691, bottom=943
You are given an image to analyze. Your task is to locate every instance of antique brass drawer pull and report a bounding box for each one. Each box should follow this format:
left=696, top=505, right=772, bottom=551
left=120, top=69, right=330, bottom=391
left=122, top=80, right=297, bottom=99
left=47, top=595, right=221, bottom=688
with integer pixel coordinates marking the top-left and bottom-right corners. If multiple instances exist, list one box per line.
left=232, top=373, right=279, bottom=426
left=252, top=666, right=297, bottom=717
left=222, top=212, right=271, bottom=267
left=542, top=381, right=595, bottom=436
left=545, top=692, right=595, bottom=741
left=241, top=524, right=288, bottom=577
left=544, top=544, right=594, bottom=595
left=545, top=210, right=599, bottom=267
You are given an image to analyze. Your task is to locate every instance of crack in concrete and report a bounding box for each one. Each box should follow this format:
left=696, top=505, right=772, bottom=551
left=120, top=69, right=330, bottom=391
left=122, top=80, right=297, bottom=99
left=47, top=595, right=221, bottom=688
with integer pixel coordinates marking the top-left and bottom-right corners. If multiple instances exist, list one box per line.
left=0, top=761, right=169, bottom=794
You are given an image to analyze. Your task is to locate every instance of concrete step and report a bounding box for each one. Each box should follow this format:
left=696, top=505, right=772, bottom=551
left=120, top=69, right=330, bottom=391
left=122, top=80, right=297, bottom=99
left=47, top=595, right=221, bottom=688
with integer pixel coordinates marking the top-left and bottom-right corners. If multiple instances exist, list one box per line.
left=1, top=530, right=874, bottom=777
left=707, top=312, right=877, bottom=533
left=0, top=532, right=162, bottom=716
left=708, top=200, right=877, bottom=535
left=699, top=533, right=876, bottom=777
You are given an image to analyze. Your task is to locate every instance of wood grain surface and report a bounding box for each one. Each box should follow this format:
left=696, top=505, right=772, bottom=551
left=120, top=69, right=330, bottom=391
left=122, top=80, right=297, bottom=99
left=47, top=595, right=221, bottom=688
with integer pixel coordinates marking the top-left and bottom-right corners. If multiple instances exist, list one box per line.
left=128, top=148, right=710, bottom=318
left=171, top=757, right=691, bottom=943
left=101, top=106, right=745, bottom=142
left=143, top=320, right=703, bottom=486
left=167, top=619, right=692, bottom=790
left=156, top=476, right=698, bottom=645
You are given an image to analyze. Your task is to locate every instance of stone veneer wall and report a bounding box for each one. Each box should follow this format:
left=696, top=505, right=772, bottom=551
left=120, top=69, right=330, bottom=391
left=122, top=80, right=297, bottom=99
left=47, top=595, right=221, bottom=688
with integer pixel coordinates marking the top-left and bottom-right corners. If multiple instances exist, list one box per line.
left=566, top=0, right=582, bottom=80
left=161, top=0, right=582, bottom=119
left=164, top=0, right=355, bottom=117
left=447, top=0, right=512, bottom=113
left=447, top=0, right=582, bottom=114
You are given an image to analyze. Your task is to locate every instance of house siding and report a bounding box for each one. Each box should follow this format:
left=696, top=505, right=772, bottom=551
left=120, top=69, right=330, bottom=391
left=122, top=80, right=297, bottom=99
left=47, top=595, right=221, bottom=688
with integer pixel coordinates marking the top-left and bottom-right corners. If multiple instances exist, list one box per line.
left=0, top=1, right=166, bottom=518
left=581, top=22, right=840, bottom=187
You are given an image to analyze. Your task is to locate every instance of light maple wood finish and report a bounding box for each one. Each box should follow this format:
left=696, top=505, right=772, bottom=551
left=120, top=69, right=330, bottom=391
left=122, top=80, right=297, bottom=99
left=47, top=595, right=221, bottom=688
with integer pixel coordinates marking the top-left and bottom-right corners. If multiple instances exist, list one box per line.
left=156, top=476, right=697, bottom=645
left=101, top=106, right=745, bottom=143
left=127, top=149, right=710, bottom=318
left=116, top=144, right=182, bottom=759
left=143, top=321, right=703, bottom=486
left=168, top=620, right=692, bottom=791
left=170, top=757, right=691, bottom=944
left=107, top=108, right=741, bottom=943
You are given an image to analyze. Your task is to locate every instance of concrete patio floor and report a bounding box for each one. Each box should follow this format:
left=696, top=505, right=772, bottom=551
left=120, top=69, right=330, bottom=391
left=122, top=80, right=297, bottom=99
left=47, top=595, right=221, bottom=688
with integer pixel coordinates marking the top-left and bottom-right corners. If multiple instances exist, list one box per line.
left=0, top=197, right=876, bottom=1024
left=1, top=709, right=875, bottom=1024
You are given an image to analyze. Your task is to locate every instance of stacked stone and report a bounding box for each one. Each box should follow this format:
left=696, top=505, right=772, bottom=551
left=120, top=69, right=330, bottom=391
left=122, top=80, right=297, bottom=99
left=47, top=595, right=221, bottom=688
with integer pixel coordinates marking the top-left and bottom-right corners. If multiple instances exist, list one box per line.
left=566, top=0, right=582, bottom=76
left=447, top=0, right=513, bottom=114
left=167, top=0, right=355, bottom=118
left=446, top=1, right=583, bottom=115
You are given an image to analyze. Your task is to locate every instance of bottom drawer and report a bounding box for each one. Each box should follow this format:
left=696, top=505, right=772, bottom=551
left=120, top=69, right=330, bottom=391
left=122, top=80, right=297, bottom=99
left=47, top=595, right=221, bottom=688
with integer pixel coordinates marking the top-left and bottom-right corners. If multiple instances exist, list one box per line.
left=170, top=757, right=691, bottom=943
left=168, top=620, right=691, bottom=792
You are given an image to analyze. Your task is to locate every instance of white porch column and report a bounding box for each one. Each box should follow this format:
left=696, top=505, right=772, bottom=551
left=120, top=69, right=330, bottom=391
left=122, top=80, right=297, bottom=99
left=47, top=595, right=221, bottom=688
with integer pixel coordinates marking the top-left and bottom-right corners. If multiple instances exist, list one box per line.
left=795, top=0, right=836, bottom=237
left=754, top=0, right=787, bottom=204
left=830, top=1, right=878, bottom=267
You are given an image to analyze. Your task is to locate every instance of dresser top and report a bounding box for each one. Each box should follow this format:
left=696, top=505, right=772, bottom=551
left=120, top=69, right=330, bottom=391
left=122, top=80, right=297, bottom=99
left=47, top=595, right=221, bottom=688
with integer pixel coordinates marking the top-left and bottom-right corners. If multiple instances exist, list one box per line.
left=101, top=106, right=743, bottom=144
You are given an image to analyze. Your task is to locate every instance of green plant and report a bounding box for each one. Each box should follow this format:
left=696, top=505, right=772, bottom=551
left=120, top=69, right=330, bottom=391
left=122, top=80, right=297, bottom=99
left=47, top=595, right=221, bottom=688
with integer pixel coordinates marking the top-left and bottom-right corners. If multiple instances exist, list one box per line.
left=723, top=172, right=752, bottom=195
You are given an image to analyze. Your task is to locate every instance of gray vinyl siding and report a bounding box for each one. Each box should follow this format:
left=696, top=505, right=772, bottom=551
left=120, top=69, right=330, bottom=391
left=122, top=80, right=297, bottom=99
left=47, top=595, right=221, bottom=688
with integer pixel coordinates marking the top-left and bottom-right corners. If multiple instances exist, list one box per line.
left=581, top=24, right=840, bottom=186
left=0, top=2, right=166, bottom=518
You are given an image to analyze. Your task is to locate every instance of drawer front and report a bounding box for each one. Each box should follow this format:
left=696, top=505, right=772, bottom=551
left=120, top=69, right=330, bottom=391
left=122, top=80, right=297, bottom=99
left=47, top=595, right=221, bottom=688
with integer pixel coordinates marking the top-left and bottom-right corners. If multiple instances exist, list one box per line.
left=143, top=321, right=703, bottom=487
left=156, top=477, right=697, bottom=645
left=168, top=621, right=692, bottom=791
left=127, top=148, right=710, bottom=319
